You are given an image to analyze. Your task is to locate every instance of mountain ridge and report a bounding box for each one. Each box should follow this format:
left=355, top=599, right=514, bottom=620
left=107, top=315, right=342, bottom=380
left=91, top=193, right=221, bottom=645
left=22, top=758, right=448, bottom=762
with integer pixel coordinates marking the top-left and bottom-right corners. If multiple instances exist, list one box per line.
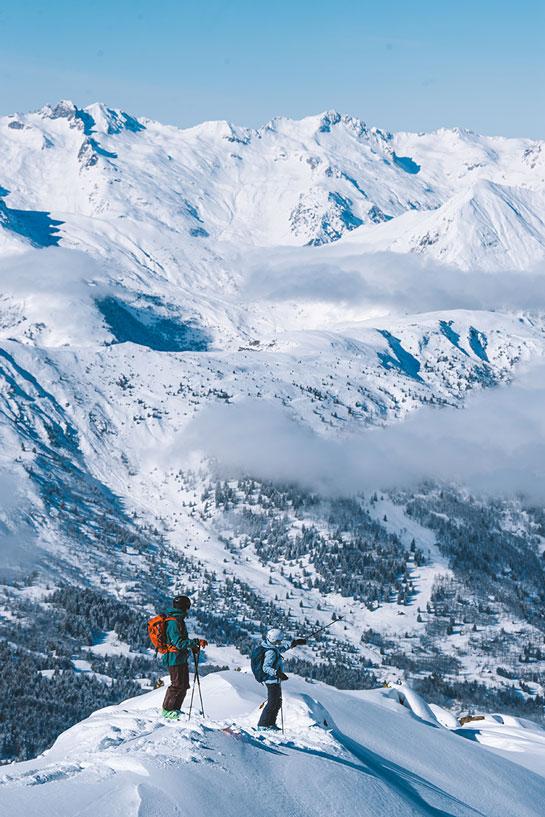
left=2, top=99, right=544, bottom=257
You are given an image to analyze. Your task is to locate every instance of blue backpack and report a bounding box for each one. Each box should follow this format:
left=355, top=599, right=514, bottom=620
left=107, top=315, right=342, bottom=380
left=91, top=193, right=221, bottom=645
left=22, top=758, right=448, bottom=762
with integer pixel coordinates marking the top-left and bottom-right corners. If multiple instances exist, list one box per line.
left=250, top=643, right=267, bottom=683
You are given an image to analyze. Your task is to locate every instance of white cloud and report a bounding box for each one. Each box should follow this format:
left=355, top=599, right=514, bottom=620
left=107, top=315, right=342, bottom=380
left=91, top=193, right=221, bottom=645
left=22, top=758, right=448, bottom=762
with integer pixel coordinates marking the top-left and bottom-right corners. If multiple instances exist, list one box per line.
left=185, top=362, right=545, bottom=501
left=0, top=247, right=116, bottom=347
left=244, top=250, right=545, bottom=316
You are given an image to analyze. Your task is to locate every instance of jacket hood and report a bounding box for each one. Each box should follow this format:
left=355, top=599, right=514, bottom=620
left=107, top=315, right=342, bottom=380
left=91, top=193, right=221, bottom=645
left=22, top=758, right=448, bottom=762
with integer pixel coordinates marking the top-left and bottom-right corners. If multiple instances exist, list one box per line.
left=166, top=607, right=186, bottom=617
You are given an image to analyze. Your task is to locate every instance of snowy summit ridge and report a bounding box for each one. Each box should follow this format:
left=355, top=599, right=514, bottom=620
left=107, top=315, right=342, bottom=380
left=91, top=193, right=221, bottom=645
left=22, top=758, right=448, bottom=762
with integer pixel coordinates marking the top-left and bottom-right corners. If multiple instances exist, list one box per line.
left=3, top=671, right=545, bottom=817
left=2, top=98, right=545, bottom=259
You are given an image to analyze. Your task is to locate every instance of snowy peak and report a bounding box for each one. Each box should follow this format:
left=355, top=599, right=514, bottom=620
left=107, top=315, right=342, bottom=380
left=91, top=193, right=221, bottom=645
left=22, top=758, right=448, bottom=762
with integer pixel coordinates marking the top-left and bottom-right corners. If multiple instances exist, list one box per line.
left=290, top=109, right=371, bottom=139
left=342, top=177, right=545, bottom=270
left=35, top=99, right=145, bottom=137
left=1, top=101, right=544, bottom=256
left=316, top=108, right=344, bottom=131
left=81, top=102, right=146, bottom=135
left=38, top=99, right=80, bottom=121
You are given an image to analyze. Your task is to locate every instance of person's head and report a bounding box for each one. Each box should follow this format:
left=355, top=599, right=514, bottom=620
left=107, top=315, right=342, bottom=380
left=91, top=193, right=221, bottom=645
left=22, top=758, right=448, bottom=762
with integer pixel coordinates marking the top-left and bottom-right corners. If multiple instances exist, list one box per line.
left=172, top=595, right=191, bottom=612
left=266, top=628, right=284, bottom=645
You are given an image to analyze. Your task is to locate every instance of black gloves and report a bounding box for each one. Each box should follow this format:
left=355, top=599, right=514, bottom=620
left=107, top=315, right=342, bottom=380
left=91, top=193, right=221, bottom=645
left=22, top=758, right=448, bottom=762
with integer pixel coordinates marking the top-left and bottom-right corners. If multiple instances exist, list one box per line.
left=278, top=671, right=289, bottom=681
left=291, top=638, right=307, bottom=647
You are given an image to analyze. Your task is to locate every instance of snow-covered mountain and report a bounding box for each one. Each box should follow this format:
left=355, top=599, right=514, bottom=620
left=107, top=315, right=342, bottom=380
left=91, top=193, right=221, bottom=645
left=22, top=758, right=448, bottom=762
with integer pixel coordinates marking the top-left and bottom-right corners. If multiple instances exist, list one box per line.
left=1, top=100, right=545, bottom=769
left=2, top=671, right=545, bottom=817
left=336, top=179, right=545, bottom=270
left=2, top=100, right=545, bottom=260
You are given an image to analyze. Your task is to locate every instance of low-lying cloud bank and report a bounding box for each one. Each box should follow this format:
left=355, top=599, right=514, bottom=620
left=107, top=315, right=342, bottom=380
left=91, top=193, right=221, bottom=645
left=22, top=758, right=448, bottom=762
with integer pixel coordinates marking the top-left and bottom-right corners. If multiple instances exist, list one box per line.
left=185, top=363, right=545, bottom=501
left=244, top=251, right=545, bottom=315
left=0, top=247, right=116, bottom=347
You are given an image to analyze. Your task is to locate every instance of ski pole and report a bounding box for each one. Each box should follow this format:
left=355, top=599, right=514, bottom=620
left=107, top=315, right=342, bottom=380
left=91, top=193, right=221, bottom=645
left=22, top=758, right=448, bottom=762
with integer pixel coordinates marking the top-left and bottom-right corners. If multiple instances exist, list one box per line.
left=287, top=616, right=345, bottom=650
left=280, top=683, right=285, bottom=735
left=188, top=656, right=197, bottom=721
left=306, top=616, right=345, bottom=640
left=194, top=649, right=206, bottom=717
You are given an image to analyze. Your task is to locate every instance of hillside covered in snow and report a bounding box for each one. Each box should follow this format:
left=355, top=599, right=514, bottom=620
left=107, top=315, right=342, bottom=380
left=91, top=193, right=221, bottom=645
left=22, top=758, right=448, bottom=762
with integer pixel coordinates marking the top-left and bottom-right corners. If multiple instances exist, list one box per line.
left=1, top=100, right=545, bottom=770
left=2, top=670, right=545, bottom=817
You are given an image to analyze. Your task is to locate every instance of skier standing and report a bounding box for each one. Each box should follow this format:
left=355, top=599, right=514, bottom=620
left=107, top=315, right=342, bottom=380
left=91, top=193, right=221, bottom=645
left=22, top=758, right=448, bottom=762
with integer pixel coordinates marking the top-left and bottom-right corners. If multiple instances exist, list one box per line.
left=256, top=628, right=306, bottom=730
left=160, top=595, right=207, bottom=720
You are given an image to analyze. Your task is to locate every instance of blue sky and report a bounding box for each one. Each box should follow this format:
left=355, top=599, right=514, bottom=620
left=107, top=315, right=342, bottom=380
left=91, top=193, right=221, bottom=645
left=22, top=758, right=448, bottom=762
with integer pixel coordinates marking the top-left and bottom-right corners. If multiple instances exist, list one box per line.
left=0, top=0, right=543, bottom=136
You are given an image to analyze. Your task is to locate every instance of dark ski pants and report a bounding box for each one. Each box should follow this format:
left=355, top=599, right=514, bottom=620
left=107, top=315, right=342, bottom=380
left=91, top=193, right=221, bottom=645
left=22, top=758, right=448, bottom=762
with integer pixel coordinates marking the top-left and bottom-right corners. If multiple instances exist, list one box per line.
left=163, top=664, right=190, bottom=712
left=258, top=681, right=282, bottom=727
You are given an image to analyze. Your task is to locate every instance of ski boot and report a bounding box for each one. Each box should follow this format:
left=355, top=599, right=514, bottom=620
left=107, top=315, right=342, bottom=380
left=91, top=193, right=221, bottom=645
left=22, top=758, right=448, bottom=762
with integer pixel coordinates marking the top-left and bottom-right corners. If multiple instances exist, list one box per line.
left=162, top=708, right=181, bottom=720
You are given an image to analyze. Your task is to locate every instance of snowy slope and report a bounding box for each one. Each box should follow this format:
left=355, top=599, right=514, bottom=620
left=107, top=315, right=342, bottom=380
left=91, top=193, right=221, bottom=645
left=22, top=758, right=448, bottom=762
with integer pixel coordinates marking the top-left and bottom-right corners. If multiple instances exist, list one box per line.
left=1, top=671, right=544, bottom=817
left=333, top=180, right=545, bottom=270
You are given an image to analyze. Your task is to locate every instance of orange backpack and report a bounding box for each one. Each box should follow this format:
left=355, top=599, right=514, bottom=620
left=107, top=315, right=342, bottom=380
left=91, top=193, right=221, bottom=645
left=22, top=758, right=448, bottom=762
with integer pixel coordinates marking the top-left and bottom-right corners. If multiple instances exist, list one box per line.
left=148, top=613, right=178, bottom=654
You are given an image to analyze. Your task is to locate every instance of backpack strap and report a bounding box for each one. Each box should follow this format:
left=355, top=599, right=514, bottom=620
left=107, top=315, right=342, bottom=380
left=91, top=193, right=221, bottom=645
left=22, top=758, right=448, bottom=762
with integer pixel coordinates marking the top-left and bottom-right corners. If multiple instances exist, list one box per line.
left=164, top=614, right=187, bottom=651
left=163, top=616, right=178, bottom=651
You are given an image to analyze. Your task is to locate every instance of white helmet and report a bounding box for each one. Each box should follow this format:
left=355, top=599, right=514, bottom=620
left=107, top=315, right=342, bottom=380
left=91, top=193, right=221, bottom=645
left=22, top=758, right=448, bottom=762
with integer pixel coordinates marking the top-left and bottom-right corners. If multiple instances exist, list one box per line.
left=266, top=628, right=284, bottom=644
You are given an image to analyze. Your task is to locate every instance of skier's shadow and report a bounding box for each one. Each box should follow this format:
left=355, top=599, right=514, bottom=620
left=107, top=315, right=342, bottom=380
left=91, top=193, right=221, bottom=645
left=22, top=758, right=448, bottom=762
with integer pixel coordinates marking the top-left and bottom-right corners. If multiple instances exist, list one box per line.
left=237, top=726, right=468, bottom=817
left=235, top=733, right=286, bottom=756
left=238, top=730, right=370, bottom=772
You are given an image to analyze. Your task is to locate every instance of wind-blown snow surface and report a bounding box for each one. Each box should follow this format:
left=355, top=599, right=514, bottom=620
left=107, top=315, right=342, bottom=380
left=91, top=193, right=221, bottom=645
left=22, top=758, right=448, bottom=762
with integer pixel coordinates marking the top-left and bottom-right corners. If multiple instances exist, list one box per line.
left=1, top=671, right=544, bottom=817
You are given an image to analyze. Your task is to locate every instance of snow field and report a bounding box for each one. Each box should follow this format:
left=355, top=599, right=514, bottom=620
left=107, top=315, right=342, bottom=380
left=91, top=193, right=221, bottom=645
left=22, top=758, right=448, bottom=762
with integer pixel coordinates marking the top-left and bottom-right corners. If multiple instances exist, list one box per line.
left=1, top=670, right=545, bottom=816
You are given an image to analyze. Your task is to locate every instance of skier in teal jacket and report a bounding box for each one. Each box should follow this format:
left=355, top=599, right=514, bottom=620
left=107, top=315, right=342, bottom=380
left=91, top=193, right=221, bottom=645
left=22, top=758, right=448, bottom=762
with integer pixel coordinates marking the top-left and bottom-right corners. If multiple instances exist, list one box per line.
left=161, top=595, right=207, bottom=719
